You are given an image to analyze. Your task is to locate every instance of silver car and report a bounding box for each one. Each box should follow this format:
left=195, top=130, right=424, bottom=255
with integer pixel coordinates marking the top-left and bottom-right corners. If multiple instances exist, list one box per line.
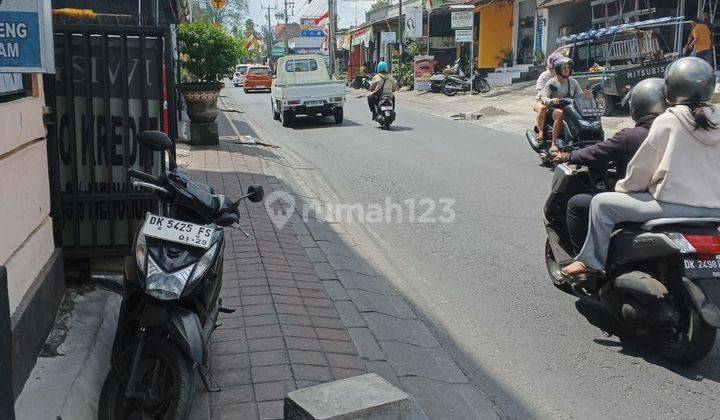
left=232, top=64, right=249, bottom=87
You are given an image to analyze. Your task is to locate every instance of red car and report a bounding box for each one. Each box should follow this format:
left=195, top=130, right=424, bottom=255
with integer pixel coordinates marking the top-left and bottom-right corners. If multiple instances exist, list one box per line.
left=243, top=66, right=272, bottom=93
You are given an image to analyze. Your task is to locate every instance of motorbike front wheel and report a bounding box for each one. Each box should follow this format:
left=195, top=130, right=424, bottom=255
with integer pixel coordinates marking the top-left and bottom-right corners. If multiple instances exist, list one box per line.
left=442, top=84, right=458, bottom=97
left=651, top=308, right=717, bottom=365
left=98, top=338, right=195, bottom=420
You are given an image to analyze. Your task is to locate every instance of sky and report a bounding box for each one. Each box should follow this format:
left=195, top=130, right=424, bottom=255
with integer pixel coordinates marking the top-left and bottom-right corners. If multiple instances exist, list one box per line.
left=248, top=0, right=378, bottom=31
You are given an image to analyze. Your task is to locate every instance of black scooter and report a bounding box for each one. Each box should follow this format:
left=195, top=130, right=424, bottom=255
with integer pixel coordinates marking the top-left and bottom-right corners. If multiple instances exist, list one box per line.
left=526, top=94, right=604, bottom=166
left=99, top=131, right=264, bottom=419
left=544, top=162, right=720, bottom=364
left=375, top=95, right=396, bottom=130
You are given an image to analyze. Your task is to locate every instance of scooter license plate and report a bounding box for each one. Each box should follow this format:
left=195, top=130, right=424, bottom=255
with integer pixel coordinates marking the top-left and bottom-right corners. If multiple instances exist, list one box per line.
left=380, top=106, right=393, bottom=111
left=141, top=213, right=214, bottom=249
left=683, top=256, right=720, bottom=279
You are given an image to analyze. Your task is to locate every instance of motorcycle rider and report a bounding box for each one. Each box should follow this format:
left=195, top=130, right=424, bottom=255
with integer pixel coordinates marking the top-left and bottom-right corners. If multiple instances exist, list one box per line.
left=532, top=52, right=564, bottom=143
left=552, top=78, right=667, bottom=253
left=368, top=61, right=397, bottom=121
left=539, top=57, right=586, bottom=151
left=562, top=57, right=720, bottom=278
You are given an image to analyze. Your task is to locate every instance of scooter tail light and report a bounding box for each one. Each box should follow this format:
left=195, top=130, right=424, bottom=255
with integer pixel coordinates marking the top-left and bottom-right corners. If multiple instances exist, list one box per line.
left=681, top=233, right=720, bottom=256
left=288, top=100, right=301, bottom=106
left=666, top=232, right=696, bottom=254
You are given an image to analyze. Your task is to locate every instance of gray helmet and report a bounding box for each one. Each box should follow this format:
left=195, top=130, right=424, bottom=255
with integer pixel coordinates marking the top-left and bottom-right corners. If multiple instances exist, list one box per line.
left=664, top=57, right=716, bottom=106
left=628, top=78, right=668, bottom=122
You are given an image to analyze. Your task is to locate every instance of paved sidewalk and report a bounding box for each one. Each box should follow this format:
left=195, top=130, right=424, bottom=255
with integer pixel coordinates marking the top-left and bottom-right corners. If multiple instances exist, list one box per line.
left=182, top=93, right=501, bottom=420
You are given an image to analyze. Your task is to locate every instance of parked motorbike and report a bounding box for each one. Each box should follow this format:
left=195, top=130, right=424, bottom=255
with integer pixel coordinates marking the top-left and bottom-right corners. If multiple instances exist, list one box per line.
left=430, top=72, right=446, bottom=93
left=375, top=95, right=396, bottom=130
left=526, top=95, right=604, bottom=166
left=544, top=160, right=720, bottom=365
left=99, top=131, right=264, bottom=419
left=441, top=61, right=491, bottom=96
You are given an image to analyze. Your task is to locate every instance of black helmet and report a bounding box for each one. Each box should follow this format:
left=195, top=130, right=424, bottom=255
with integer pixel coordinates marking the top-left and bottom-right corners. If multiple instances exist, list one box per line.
left=665, top=57, right=716, bottom=106
left=553, top=57, right=574, bottom=77
left=628, top=78, right=668, bottom=122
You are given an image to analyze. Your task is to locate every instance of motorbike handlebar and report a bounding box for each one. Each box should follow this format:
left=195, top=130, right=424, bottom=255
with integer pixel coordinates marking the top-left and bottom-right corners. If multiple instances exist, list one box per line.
left=128, top=168, right=164, bottom=186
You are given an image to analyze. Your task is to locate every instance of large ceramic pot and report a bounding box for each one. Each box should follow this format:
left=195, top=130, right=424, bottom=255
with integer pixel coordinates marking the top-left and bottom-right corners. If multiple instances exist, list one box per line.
left=178, top=82, right=224, bottom=123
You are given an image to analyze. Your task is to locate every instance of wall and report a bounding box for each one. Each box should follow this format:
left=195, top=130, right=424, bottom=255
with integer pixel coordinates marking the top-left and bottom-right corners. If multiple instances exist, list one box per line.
left=544, top=2, right=592, bottom=55
left=476, top=2, right=513, bottom=69
left=0, top=75, right=55, bottom=316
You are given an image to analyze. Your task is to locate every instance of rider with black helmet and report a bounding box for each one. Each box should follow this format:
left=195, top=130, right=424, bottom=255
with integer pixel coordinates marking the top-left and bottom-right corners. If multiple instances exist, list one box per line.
left=562, top=57, right=720, bottom=279
left=553, top=78, right=667, bottom=253
left=539, top=57, right=585, bottom=150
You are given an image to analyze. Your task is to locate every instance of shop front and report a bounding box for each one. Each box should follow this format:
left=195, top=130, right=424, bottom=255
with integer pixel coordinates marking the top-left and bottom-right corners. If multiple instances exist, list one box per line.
left=475, top=1, right=514, bottom=69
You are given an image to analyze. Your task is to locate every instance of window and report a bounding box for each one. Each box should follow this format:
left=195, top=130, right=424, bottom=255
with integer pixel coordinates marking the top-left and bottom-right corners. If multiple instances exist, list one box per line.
left=236, top=65, right=248, bottom=74
left=0, top=73, right=31, bottom=103
left=285, top=59, right=319, bottom=73
left=248, top=67, right=271, bottom=75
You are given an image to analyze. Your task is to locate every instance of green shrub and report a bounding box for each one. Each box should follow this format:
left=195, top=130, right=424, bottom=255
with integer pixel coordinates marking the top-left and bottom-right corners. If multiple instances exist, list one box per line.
left=178, top=22, right=244, bottom=82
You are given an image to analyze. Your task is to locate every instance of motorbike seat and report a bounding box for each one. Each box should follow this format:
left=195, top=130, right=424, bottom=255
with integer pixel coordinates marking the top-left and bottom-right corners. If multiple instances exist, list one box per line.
left=640, top=218, right=720, bottom=232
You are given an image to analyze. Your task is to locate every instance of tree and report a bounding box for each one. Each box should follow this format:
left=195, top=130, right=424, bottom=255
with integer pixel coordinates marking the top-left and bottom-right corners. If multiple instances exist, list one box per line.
left=370, top=0, right=391, bottom=12
left=191, top=0, right=248, bottom=29
left=244, top=19, right=255, bottom=34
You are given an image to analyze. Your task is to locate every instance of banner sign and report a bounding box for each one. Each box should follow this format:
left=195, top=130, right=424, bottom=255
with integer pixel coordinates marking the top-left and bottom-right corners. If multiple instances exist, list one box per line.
left=0, top=0, right=54, bottom=73
left=381, top=31, right=397, bottom=44
left=455, top=29, right=472, bottom=43
left=405, top=6, right=423, bottom=40
left=414, top=55, right=434, bottom=91
left=451, top=11, right=473, bottom=29
left=301, top=30, right=325, bottom=37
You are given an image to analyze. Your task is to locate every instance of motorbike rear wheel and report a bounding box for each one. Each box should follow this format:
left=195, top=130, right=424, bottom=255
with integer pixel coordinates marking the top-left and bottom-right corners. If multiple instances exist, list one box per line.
left=544, top=239, right=573, bottom=294
left=651, top=308, right=717, bottom=365
left=442, top=84, right=458, bottom=97
left=98, top=338, right=195, bottom=420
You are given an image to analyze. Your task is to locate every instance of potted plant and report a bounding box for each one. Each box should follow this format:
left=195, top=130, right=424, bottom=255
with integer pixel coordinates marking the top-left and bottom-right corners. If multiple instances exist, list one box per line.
left=177, top=22, right=243, bottom=124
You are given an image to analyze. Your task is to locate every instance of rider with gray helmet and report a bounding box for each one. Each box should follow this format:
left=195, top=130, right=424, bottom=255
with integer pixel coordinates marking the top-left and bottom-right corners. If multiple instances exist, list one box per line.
left=554, top=77, right=668, bottom=253
left=562, top=57, right=720, bottom=278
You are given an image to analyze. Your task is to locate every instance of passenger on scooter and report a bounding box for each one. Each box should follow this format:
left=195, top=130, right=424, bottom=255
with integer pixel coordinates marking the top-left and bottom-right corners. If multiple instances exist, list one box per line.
left=368, top=61, right=397, bottom=121
left=552, top=78, right=667, bottom=253
left=532, top=52, right=564, bottom=143
left=539, top=57, right=586, bottom=151
left=562, top=57, right=720, bottom=279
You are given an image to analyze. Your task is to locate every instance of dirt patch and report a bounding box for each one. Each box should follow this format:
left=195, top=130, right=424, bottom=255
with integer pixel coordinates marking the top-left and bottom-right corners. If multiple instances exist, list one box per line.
left=476, top=106, right=509, bottom=117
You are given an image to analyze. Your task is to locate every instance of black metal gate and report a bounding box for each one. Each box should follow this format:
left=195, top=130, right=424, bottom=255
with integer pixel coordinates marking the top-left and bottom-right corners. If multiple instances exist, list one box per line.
left=45, top=25, right=177, bottom=259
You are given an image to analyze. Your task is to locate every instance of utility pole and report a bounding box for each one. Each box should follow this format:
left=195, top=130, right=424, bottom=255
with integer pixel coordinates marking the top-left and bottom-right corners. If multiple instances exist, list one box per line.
left=398, top=0, right=403, bottom=58
left=328, top=0, right=338, bottom=77
left=283, top=0, right=295, bottom=54
left=263, top=5, right=276, bottom=64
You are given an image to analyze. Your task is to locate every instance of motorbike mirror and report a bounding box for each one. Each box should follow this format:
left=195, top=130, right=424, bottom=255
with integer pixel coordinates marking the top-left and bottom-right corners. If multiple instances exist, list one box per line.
left=247, top=185, right=264, bottom=203
left=138, top=130, right=177, bottom=171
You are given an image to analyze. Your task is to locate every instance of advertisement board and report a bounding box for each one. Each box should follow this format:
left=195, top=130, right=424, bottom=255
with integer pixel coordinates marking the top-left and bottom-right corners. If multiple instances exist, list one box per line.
left=0, top=0, right=54, bottom=73
left=451, top=11, right=473, bottom=29
left=405, top=6, right=423, bottom=39
left=414, top=55, right=434, bottom=91
left=381, top=31, right=397, bottom=44
left=455, top=29, right=472, bottom=43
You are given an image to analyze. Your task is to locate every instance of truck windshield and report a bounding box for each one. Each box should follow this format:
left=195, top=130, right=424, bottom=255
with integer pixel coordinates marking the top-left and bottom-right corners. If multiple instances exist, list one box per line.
left=285, top=59, right=319, bottom=72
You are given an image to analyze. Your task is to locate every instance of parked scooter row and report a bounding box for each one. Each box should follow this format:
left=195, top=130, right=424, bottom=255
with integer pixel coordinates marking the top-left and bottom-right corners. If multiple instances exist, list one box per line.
left=429, top=59, right=491, bottom=96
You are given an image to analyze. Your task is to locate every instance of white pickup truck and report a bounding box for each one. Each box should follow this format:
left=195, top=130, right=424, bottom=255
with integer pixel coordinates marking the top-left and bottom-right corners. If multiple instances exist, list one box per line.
left=270, top=54, right=346, bottom=127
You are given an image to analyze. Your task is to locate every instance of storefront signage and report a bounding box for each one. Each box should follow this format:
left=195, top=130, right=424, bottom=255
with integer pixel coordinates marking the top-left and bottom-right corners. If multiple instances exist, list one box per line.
left=381, top=31, right=397, bottom=44
left=455, top=29, right=472, bottom=43
left=301, top=30, right=324, bottom=37
left=451, top=11, right=473, bottom=29
left=0, top=0, right=54, bottom=73
left=414, top=55, right=434, bottom=91
left=351, top=26, right=372, bottom=47
left=405, top=6, right=423, bottom=40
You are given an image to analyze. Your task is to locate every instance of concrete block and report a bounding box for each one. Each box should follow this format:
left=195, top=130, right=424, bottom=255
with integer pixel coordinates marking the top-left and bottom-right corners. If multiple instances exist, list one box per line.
left=190, top=122, right=219, bottom=145
left=284, top=373, right=428, bottom=419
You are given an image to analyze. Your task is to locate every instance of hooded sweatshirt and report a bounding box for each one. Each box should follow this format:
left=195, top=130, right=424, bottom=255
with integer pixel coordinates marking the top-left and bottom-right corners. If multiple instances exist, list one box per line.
left=616, top=105, right=720, bottom=208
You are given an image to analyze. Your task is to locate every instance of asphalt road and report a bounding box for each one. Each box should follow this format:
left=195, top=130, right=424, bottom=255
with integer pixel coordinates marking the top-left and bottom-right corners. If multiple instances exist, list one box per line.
left=227, top=87, right=720, bottom=419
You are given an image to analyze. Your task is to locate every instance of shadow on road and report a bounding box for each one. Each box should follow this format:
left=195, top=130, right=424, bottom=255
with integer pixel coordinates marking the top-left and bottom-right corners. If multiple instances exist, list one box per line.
left=289, top=118, right=362, bottom=129
left=575, top=298, right=720, bottom=384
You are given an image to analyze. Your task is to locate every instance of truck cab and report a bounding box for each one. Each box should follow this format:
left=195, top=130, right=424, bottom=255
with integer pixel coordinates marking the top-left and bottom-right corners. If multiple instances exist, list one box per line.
left=270, top=54, right=346, bottom=127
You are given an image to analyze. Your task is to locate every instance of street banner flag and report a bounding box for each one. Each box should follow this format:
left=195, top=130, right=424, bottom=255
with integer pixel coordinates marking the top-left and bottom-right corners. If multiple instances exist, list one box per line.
left=314, top=11, right=329, bottom=26
left=426, top=0, right=445, bottom=11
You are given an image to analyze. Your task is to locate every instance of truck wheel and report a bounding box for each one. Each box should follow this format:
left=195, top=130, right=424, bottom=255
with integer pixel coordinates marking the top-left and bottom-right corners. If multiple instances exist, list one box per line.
left=272, top=100, right=280, bottom=121
left=334, top=108, right=344, bottom=124
left=594, top=90, right=615, bottom=116
left=281, top=110, right=293, bottom=127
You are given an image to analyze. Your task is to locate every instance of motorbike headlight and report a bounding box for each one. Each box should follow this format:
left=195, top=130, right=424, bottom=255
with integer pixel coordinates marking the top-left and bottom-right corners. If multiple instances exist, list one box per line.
left=135, top=232, right=147, bottom=271
left=146, top=256, right=193, bottom=301
left=190, top=243, right=218, bottom=283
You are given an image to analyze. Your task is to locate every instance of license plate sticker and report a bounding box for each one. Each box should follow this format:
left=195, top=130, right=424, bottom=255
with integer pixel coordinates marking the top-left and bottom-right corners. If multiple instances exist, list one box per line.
left=380, top=106, right=393, bottom=110
left=306, top=100, right=324, bottom=107
left=683, top=256, right=720, bottom=279
left=141, top=213, right=214, bottom=249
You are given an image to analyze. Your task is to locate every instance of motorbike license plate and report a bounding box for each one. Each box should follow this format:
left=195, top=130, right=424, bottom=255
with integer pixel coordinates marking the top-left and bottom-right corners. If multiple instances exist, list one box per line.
left=141, top=213, right=214, bottom=249
left=683, top=256, right=720, bottom=279
left=580, top=108, right=603, bottom=117
left=380, top=106, right=393, bottom=111
left=305, top=100, right=324, bottom=107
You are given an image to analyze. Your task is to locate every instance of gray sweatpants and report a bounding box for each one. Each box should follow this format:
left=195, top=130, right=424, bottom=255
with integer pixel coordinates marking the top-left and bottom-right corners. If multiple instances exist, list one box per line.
left=576, top=192, right=720, bottom=270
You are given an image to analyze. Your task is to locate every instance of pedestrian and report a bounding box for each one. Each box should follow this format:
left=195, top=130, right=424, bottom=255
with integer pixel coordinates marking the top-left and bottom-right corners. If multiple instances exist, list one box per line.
left=684, top=17, right=715, bottom=69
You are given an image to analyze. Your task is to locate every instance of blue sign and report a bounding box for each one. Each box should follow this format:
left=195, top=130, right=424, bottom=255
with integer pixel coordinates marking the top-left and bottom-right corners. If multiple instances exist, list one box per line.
left=0, top=12, right=41, bottom=68
left=534, top=16, right=544, bottom=53
left=301, top=30, right=325, bottom=37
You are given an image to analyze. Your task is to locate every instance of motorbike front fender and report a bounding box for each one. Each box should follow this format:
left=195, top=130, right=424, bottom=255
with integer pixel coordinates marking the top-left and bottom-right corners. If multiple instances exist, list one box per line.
left=682, top=278, right=720, bottom=328
left=167, top=307, right=206, bottom=365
